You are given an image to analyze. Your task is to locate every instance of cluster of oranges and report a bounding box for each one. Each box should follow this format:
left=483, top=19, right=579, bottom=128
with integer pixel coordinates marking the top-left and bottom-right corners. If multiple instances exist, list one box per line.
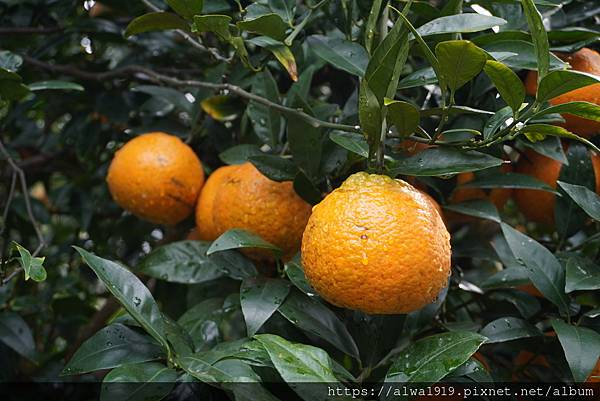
left=105, top=48, right=599, bottom=317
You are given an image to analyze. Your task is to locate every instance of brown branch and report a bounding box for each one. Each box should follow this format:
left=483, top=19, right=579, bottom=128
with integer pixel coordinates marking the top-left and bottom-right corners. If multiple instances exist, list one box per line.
left=0, top=26, right=63, bottom=35
left=0, top=139, right=47, bottom=285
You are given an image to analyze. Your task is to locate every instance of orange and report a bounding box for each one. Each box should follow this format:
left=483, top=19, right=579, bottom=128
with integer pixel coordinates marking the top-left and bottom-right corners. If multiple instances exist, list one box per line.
left=301, top=172, right=451, bottom=314
left=107, top=132, right=204, bottom=225
left=195, top=162, right=311, bottom=261
left=588, top=359, right=600, bottom=382
left=514, top=148, right=600, bottom=227
left=524, top=48, right=600, bottom=138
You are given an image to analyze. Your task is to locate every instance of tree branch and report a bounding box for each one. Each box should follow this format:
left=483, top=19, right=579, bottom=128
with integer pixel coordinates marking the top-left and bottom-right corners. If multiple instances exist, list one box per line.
left=0, top=139, right=47, bottom=285
left=139, top=0, right=231, bottom=63
left=0, top=26, right=63, bottom=35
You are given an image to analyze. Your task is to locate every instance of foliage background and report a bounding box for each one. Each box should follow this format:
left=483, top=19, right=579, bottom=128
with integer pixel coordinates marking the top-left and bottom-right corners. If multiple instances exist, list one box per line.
left=1, top=0, right=600, bottom=399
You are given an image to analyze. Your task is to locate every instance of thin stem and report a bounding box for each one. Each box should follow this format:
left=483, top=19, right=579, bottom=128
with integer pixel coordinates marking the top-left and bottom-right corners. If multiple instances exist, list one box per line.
left=140, top=0, right=231, bottom=62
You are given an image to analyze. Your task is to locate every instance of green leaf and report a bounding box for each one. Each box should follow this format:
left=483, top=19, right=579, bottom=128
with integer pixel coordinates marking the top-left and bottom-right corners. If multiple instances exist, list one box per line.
left=167, top=0, right=203, bottom=19
left=551, top=320, right=600, bottom=382
left=522, top=136, right=567, bottom=164
left=364, top=1, right=412, bottom=101
left=100, top=362, right=177, bottom=401
left=287, top=113, right=322, bottom=178
left=391, top=148, right=503, bottom=176
left=28, top=81, right=84, bottom=92
left=482, top=40, right=567, bottom=71
left=564, top=256, right=600, bottom=293
left=237, top=14, right=288, bottom=41
left=443, top=200, right=500, bottom=223
left=219, top=144, right=263, bottom=165
left=192, top=15, right=231, bottom=40
left=558, top=181, right=600, bottom=221
left=248, top=154, right=298, bottom=181
left=247, top=69, right=281, bottom=147
left=132, top=85, right=193, bottom=114
left=536, top=70, right=600, bottom=103
left=358, top=79, right=382, bottom=150
left=435, top=40, right=488, bottom=95
left=500, top=224, right=570, bottom=316
left=248, top=36, right=297, bottom=81
left=329, top=131, right=368, bottom=158
left=255, top=334, right=343, bottom=401
left=0, top=80, right=30, bottom=100
left=74, top=247, right=169, bottom=350
left=483, top=60, right=525, bottom=113
left=293, top=171, right=322, bottom=205
left=385, top=331, right=487, bottom=383
left=521, top=124, right=600, bottom=153
left=207, top=229, right=282, bottom=257
left=460, top=172, right=557, bottom=192
left=0, top=312, right=37, bottom=362
left=480, top=317, right=541, bottom=343
left=415, top=14, right=507, bottom=38
left=124, top=12, right=189, bottom=37
left=177, top=298, right=225, bottom=350
left=240, top=277, right=291, bottom=336
left=520, top=0, right=550, bottom=80
left=14, top=243, right=46, bottom=282
left=365, top=0, right=384, bottom=54
left=284, top=260, right=317, bottom=296
left=138, top=240, right=257, bottom=283
left=532, top=101, right=600, bottom=123
left=278, top=290, right=360, bottom=360
left=307, top=35, right=368, bottom=77
left=63, top=324, right=164, bottom=376
left=384, top=99, right=420, bottom=137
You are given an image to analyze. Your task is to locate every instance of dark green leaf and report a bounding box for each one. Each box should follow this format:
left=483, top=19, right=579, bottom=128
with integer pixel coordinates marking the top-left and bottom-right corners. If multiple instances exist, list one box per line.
left=358, top=79, right=382, bottom=149
left=278, top=291, right=360, bottom=360
left=241, top=277, right=290, bottom=336
left=443, top=200, right=500, bottom=223
left=207, top=229, right=282, bottom=257
left=75, top=247, right=168, bottom=349
left=0, top=312, right=36, bottom=362
left=219, top=144, right=263, bottom=165
left=500, top=224, right=569, bottom=315
left=482, top=40, right=567, bottom=71
left=552, top=320, right=600, bottom=382
left=132, top=85, right=193, bottom=114
left=167, top=0, right=203, bottom=19
left=100, top=362, right=177, bottom=401
left=480, top=317, right=541, bottom=343
left=461, top=172, right=557, bottom=192
left=284, top=260, right=317, bottom=296
left=307, top=35, right=368, bottom=77
left=483, top=60, right=525, bottom=113
left=565, top=256, right=600, bottom=293
left=521, top=0, right=550, bottom=80
left=532, top=101, right=600, bottom=123
left=287, top=113, right=322, bottom=177
left=483, top=106, right=513, bottom=140
left=248, top=154, right=298, bottom=181
left=63, top=324, right=164, bottom=375
left=293, top=172, right=322, bottom=205
left=537, top=70, right=600, bottom=103
left=415, top=14, right=507, bottom=38
left=247, top=69, right=281, bottom=147
left=391, top=148, right=503, bottom=176
left=435, top=40, right=488, bottom=94
left=192, top=15, right=231, bottom=40
left=385, top=331, right=486, bottom=383
left=178, top=298, right=224, bottom=350
left=248, top=36, right=298, bottom=81
left=558, top=181, right=600, bottom=221
left=329, top=131, right=368, bottom=158
left=124, top=12, right=189, bottom=37
left=237, top=14, right=288, bottom=41
left=138, top=240, right=256, bottom=283
left=385, top=99, right=420, bottom=137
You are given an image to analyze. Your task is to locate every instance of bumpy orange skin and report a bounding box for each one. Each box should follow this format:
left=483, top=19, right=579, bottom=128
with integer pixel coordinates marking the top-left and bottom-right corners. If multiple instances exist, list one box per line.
left=514, top=149, right=600, bottom=227
left=107, top=132, right=205, bottom=225
left=301, top=173, right=451, bottom=315
left=196, top=162, right=311, bottom=261
left=195, top=165, right=238, bottom=241
left=524, top=48, right=600, bottom=138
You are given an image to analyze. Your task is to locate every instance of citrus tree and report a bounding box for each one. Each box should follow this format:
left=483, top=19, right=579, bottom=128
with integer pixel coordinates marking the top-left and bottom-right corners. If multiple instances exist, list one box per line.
left=1, top=0, right=600, bottom=399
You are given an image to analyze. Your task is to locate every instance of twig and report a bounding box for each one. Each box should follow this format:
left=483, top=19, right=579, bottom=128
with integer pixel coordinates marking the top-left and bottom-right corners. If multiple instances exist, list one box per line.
left=0, top=26, right=63, bottom=35
left=0, top=139, right=46, bottom=284
left=139, top=0, right=231, bottom=62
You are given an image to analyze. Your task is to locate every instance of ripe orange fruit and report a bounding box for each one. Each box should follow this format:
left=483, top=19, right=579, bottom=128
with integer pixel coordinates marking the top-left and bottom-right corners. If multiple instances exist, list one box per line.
left=195, top=162, right=312, bottom=261
left=524, top=48, right=600, bottom=138
left=301, top=173, right=451, bottom=314
left=588, top=359, right=600, bottom=382
left=107, top=132, right=204, bottom=225
left=514, top=148, right=600, bottom=227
